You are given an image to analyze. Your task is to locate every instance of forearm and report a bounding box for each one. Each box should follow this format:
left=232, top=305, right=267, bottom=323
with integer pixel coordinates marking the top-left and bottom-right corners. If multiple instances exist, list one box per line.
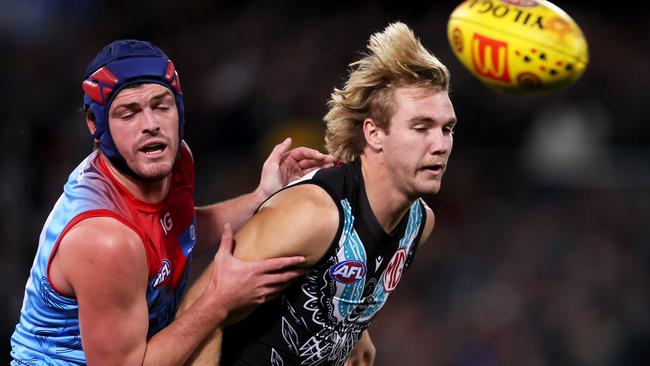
left=142, top=294, right=228, bottom=366
left=183, top=326, right=223, bottom=366
left=194, top=189, right=266, bottom=253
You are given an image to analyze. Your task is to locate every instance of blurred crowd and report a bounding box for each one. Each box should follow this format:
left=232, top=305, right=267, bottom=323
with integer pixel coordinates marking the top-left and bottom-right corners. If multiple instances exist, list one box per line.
left=1, top=1, right=648, bottom=365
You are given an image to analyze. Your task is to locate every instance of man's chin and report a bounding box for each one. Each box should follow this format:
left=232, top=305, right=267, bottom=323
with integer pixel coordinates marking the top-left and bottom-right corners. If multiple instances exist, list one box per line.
left=417, top=183, right=441, bottom=197
left=132, top=163, right=174, bottom=182
left=137, top=173, right=169, bottom=183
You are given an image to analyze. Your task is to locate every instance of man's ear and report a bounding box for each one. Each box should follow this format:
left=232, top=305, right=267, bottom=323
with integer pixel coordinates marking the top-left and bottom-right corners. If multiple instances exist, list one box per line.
left=363, top=117, right=385, bottom=151
left=85, top=111, right=97, bottom=136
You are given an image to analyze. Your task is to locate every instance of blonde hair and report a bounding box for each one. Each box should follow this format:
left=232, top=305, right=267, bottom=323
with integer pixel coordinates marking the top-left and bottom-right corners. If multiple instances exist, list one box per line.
left=324, top=22, right=450, bottom=161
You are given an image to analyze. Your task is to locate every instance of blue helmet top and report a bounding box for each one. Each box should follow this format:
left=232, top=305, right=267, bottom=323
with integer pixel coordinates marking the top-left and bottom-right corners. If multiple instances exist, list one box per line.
left=82, top=39, right=185, bottom=178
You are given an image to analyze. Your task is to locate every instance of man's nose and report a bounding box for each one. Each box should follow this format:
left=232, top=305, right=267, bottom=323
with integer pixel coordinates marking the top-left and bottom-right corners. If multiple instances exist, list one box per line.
left=141, top=108, right=160, bottom=133
left=428, top=128, right=450, bottom=155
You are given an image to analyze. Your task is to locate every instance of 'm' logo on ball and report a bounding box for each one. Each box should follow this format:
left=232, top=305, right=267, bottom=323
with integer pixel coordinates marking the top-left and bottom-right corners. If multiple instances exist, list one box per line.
left=383, top=249, right=407, bottom=292
left=471, top=33, right=511, bottom=82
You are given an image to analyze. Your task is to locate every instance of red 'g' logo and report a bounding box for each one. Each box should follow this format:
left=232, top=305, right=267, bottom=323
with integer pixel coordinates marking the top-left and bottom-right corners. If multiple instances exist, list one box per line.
left=471, top=33, right=511, bottom=82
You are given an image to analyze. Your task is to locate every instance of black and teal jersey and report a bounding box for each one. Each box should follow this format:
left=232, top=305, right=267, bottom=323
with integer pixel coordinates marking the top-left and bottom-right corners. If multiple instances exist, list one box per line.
left=221, top=159, right=427, bottom=366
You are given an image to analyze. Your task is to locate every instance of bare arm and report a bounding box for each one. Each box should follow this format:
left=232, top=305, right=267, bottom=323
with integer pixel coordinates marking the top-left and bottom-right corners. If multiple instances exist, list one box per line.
left=53, top=217, right=225, bottom=365
left=181, top=184, right=340, bottom=365
left=232, top=184, right=339, bottom=265
left=183, top=184, right=340, bottom=316
left=52, top=217, right=305, bottom=366
left=194, top=138, right=334, bottom=254
left=194, top=190, right=267, bottom=255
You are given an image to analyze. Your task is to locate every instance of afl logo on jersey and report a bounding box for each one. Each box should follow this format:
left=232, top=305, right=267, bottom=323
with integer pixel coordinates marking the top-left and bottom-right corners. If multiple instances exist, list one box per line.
left=330, top=260, right=366, bottom=284
left=152, top=259, right=172, bottom=288
left=383, top=249, right=406, bottom=292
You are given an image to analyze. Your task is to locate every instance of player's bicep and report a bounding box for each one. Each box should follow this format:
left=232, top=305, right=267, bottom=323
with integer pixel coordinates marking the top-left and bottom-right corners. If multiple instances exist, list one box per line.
left=60, top=218, right=150, bottom=365
left=233, top=184, right=339, bottom=266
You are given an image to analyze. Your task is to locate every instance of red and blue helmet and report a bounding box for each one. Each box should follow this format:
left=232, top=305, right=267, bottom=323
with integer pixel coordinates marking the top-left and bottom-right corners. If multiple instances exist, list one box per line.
left=82, top=39, right=185, bottom=177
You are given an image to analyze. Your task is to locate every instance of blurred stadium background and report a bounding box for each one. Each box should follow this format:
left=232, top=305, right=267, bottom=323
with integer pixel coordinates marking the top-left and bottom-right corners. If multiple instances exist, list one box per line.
left=1, top=0, right=648, bottom=364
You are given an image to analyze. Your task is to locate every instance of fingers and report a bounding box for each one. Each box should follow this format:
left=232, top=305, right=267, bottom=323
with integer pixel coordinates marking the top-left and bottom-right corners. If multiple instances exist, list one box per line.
left=268, top=137, right=293, bottom=164
left=262, top=268, right=310, bottom=286
left=257, top=255, right=306, bottom=272
left=285, top=146, right=333, bottom=163
left=297, top=158, right=334, bottom=171
left=217, top=223, right=234, bottom=254
left=284, top=147, right=335, bottom=179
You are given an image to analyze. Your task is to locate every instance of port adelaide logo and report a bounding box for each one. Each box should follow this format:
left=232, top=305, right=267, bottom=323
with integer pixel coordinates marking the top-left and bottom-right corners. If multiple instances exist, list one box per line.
left=329, top=260, right=366, bottom=284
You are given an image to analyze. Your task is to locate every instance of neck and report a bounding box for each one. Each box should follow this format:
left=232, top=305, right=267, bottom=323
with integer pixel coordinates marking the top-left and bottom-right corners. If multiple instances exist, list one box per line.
left=100, top=153, right=170, bottom=203
left=359, top=153, right=413, bottom=234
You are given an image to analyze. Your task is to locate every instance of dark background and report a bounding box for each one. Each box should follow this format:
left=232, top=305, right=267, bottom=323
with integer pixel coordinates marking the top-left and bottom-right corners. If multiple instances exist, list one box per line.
left=2, top=1, right=649, bottom=365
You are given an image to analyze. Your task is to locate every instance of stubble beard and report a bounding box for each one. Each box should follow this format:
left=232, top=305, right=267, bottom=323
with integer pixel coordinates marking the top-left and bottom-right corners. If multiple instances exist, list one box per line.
left=128, top=144, right=178, bottom=183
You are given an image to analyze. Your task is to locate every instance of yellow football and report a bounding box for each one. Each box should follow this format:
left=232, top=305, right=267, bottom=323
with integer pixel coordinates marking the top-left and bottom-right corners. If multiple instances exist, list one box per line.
left=447, top=0, right=589, bottom=94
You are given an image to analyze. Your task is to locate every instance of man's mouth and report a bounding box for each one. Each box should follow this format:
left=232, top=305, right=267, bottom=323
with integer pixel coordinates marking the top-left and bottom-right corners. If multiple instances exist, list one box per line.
left=420, top=163, right=445, bottom=174
left=139, top=143, right=167, bottom=155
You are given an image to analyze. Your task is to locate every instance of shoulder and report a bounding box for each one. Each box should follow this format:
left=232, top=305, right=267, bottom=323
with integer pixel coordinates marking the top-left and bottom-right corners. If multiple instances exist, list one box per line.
left=235, top=184, right=340, bottom=266
left=57, top=217, right=148, bottom=294
left=418, top=199, right=435, bottom=246
left=262, top=183, right=340, bottom=232
left=266, top=183, right=338, bottom=210
left=54, top=219, right=150, bottom=364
